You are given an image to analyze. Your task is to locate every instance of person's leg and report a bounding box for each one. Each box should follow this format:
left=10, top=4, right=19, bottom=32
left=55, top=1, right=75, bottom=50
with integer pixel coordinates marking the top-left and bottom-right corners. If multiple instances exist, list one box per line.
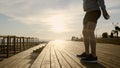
left=87, top=22, right=97, bottom=57
left=77, top=12, right=90, bottom=58
left=82, top=22, right=89, bottom=55
left=81, top=10, right=101, bottom=62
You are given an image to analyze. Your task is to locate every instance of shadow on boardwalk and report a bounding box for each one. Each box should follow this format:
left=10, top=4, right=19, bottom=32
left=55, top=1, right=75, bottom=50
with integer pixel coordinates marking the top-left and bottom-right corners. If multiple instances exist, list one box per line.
left=80, top=60, right=106, bottom=68
left=27, top=46, right=46, bottom=68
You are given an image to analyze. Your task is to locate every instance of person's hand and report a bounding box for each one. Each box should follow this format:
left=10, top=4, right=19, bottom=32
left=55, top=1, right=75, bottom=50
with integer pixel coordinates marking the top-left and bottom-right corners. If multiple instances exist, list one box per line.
left=103, top=10, right=110, bottom=20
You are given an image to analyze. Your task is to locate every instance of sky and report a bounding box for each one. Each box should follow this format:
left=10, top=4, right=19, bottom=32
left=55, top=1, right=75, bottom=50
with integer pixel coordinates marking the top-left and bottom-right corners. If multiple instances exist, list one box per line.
left=0, top=0, right=120, bottom=40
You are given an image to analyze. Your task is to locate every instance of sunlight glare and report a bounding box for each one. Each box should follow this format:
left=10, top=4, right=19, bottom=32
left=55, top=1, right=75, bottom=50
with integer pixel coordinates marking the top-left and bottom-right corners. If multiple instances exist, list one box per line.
left=53, top=39, right=66, bottom=49
left=52, top=23, right=65, bottom=33
left=54, top=39, right=65, bottom=43
left=49, top=14, right=66, bottom=33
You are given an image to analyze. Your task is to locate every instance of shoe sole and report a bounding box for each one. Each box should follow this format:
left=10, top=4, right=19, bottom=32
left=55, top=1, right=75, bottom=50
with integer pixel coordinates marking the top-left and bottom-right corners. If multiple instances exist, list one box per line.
left=81, top=60, right=98, bottom=63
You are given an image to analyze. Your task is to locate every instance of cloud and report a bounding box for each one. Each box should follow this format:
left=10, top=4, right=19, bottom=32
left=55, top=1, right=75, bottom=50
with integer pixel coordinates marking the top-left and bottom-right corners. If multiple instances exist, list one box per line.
left=0, top=0, right=120, bottom=39
left=0, top=0, right=84, bottom=35
left=0, top=0, right=83, bottom=24
left=1, top=0, right=119, bottom=26
left=106, top=0, right=120, bottom=7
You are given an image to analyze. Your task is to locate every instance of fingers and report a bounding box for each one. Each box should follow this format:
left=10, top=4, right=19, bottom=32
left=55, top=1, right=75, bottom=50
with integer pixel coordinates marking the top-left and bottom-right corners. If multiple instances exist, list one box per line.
left=103, top=12, right=110, bottom=20
left=102, top=9, right=110, bottom=20
left=104, top=14, right=110, bottom=20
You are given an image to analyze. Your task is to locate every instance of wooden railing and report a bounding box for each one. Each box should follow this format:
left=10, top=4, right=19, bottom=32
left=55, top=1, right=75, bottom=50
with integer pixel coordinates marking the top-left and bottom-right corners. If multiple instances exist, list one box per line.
left=0, top=35, right=40, bottom=58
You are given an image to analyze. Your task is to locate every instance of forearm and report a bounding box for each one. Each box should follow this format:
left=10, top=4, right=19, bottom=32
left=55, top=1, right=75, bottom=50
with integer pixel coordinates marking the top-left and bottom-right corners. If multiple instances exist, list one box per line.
left=98, top=0, right=106, bottom=11
left=98, top=0, right=109, bottom=19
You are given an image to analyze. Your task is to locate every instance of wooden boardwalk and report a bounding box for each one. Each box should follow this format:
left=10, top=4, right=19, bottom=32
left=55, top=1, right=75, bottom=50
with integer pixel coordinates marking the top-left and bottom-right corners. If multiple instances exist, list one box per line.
left=0, top=41, right=120, bottom=68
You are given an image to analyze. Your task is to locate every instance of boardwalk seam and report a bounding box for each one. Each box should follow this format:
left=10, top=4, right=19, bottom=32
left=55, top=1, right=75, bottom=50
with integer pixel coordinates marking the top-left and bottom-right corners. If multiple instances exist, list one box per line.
left=64, top=48, right=83, bottom=68
left=56, top=48, right=72, bottom=68
left=53, top=46, right=62, bottom=68
left=40, top=45, right=49, bottom=68
left=50, top=45, right=52, bottom=68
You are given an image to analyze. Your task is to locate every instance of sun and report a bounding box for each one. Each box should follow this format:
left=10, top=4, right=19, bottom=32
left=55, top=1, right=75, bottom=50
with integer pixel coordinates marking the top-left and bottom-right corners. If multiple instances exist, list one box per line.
left=49, top=14, right=66, bottom=33
left=52, top=23, right=64, bottom=33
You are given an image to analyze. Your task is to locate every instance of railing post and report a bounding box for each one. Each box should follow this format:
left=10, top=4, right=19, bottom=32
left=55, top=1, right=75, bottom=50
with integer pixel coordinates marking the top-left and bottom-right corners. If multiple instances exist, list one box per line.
left=27, top=37, right=29, bottom=48
left=2, top=37, right=5, bottom=54
left=20, top=37, right=22, bottom=51
left=7, top=36, right=10, bottom=57
left=22, top=37, right=25, bottom=50
left=13, top=36, right=16, bottom=55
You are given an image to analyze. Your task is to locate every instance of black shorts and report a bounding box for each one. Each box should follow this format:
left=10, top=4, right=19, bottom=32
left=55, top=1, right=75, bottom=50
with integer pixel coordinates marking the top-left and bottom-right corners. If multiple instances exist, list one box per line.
left=83, top=10, right=101, bottom=25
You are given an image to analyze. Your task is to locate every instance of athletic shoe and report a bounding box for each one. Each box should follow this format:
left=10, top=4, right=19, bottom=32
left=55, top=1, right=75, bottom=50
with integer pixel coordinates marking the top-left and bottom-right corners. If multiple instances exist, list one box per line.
left=76, top=52, right=88, bottom=58
left=81, top=55, right=98, bottom=63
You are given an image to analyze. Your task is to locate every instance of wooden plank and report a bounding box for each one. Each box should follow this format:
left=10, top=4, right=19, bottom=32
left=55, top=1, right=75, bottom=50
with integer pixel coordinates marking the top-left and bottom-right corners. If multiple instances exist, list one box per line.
left=50, top=46, right=60, bottom=68
left=56, top=47, right=82, bottom=68
left=95, top=43, right=120, bottom=67
left=64, top=47, right=106, bottom=68
left=0, top=44, right=44, bottom=68
left=31, top=44, right=50, bottom=68
left=40, top=44, right=51, bottom=68
left=0, top=41, right=120, bottom=68
left=60, top=42, right=105, bottom=68
left=98, top=53, right=120, bottom=68
left=62, top=43, right=86, bottom=68
left=63, top=41, right=120, bottom=68
left=64, top=42, right=84, bottom=55
left=97, top=43, right=120, bottom=57
left=54, top=46, right=71, bottom=68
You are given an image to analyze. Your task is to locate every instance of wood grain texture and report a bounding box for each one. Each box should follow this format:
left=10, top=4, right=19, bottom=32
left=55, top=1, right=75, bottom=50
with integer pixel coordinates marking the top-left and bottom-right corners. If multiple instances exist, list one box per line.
left=0, top=41, right=120, bottom=68
left=0, top=44, right=45, bottom=68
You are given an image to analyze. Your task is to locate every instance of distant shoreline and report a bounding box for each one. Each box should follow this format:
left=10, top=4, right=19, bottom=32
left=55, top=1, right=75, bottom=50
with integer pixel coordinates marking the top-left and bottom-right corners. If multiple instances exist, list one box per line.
left=96, top=38, right=120, bottom=45
left=71, top=38, right=120, bottom=45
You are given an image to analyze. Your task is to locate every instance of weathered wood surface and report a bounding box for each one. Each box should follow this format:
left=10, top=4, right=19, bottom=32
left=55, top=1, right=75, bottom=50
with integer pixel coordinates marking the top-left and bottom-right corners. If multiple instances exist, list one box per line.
left=0, top=36, right=40, bottom=58
left=0, top=44, right=45, bottom=68
left=0, top=41, right=120, bottom=68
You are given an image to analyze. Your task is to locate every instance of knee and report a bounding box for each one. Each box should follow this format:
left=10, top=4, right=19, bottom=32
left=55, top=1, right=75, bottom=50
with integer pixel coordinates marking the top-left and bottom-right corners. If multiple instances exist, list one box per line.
left=82, top=29, right=87, bottom=36
left=88, top=30, right=94, bottom=35
left=88, top=30, right=95, bottom=38
left=82, top=30, right=85, bottom=35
